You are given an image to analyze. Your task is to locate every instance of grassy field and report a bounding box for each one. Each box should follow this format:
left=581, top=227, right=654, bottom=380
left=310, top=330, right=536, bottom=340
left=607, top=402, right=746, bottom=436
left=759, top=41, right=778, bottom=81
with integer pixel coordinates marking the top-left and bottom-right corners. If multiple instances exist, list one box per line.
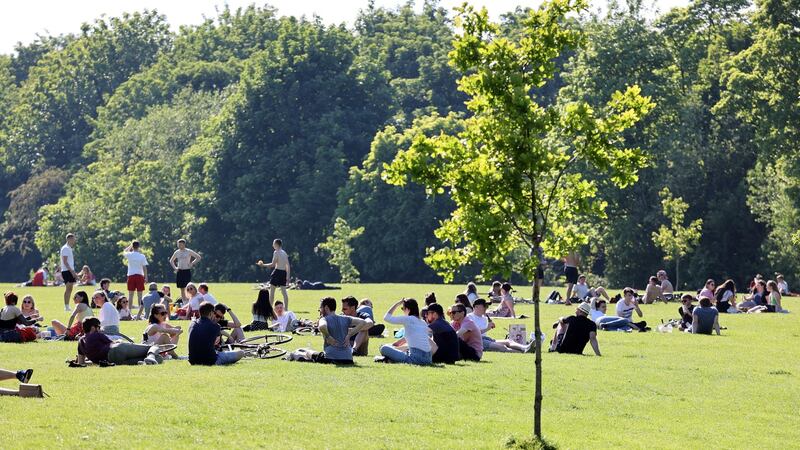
left=1, top=282, right=799, bottom=449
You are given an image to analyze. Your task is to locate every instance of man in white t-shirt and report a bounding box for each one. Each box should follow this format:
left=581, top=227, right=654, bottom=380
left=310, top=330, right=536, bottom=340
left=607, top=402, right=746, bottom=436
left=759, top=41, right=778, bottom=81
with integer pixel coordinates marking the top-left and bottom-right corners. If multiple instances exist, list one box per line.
left=272, top=301, right=297, bottom=332
left=60, top=233, right=78, bottom=311
left=198, top=283, right=218, bottom=305
left=123, top=241, right=149, bottom=310
left=94, top=290, right=121, bottom=336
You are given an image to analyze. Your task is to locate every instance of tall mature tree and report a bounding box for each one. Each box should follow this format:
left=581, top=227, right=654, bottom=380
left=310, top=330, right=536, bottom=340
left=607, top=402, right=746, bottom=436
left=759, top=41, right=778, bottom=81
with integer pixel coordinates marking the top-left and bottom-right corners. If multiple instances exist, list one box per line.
left=385, top=0, right=654, bottom=439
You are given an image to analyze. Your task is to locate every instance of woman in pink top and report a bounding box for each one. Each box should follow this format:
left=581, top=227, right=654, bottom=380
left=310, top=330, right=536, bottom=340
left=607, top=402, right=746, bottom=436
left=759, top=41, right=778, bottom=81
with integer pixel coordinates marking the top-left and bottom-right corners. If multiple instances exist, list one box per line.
left=698, top=279, right=715, bottom=300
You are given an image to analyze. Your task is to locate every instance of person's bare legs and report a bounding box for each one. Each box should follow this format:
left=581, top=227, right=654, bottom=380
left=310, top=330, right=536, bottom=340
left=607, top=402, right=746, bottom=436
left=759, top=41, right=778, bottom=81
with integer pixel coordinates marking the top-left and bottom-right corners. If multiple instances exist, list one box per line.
left=64, top=282, right=74, bottom=309
left=280, top=286, right=289, bottom=310
left=550, top=323, right=567, bottom=351
left=179, top=287, right=187, bottom=303
left=230, top=327, right=245, bottom=343
left=486, top=341, right=515, bottom=352
left=496, top=339, right=528, bottom=352
left=269, top=285, right=277, bottom=308
left=136, top=290, right=144, bottom=311
left=0, top=369, right=17, bottom=381
left=51, top=320, right=68, bottom=335
left=155, top=334, right=178, bottom=358
left=595, top=287, right=610, bottom=301
left=565, top=283, right=574, bottom=305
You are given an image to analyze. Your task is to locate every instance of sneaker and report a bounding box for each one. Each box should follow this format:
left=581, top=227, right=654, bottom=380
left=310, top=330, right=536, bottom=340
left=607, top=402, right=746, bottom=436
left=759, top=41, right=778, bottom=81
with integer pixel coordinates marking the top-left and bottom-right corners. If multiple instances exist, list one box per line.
left=16, top=369, right=33, bottom=383
left=373, top=356, right=388, bottom=363
left=524, top=342, right=535, bottom=353
left=143, top=355, right=159, bottom=365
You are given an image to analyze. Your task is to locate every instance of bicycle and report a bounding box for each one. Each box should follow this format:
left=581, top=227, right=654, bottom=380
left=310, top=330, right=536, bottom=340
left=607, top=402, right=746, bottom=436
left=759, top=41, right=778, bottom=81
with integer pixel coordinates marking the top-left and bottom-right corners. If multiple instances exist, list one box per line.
left=218, top=333, right=293, bottom=359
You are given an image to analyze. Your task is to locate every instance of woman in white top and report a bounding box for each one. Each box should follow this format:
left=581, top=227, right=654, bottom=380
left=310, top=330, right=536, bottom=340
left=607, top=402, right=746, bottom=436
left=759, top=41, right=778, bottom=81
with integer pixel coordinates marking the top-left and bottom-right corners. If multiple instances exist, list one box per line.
left=116, top=296, right=133, bottom=321
left=379, top=299, right=436, bottom=365
left=144, top=304, right=182, bottom=358
left=714, top=279, right=737, bottom=313
left=465, top=282, right=479, bottom=304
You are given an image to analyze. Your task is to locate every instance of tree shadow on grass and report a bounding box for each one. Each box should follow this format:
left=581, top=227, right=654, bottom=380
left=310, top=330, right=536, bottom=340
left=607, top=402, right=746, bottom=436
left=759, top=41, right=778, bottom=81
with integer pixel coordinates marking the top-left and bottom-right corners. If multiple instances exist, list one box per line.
left=505, top=435, right=558, bottom=450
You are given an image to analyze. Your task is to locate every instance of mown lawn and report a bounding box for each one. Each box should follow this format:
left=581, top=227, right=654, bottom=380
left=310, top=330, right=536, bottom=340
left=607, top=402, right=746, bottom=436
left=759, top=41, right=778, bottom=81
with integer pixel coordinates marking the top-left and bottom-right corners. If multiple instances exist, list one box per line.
left=1, top=282, right=798, bottom=449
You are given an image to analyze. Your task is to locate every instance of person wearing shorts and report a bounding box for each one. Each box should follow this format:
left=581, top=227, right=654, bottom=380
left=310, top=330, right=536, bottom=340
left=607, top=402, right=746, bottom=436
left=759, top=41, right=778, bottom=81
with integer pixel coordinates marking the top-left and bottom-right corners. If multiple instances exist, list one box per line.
left=60, top=234, right=78, bottom=311
left=256, top=239, right=291, bottom=309
left=169, top=239, right=202, bottom=302
left=123, top=240, right=149, bottom=311
left=563, top=252, right=580, bottom=305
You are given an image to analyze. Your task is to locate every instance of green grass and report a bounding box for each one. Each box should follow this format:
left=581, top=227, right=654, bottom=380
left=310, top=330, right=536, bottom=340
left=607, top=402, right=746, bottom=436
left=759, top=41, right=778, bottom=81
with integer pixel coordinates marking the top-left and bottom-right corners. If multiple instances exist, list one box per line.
left=1, top=282, right=799, bottom=449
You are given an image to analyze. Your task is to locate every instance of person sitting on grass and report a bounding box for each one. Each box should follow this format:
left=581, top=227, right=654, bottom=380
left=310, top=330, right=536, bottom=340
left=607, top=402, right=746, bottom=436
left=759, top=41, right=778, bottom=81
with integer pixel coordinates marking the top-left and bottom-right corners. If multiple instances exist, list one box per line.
left=487, top=281, right=502, bottom=302
left=467, top=299, right=532, bottom=353
left=449, top=303, right=482, bottom=361
left=116, top=295, right=133, bottom=321
left=198, top=283, right=218, bottom=305
left=185, top=283, right=203, bottom=318
left=78, top=265, right=96, bottom=286
left=0, top=292, right=38, bottom=342
left=465, top=282, right=479, bottom=304
left=739, top=279, right=767, bottom=310
left=424, top=292, right=437, bottom=307
left=188, top=302, right=243, bottom=366
left=272, top=300, right=297, bottom=332
left=135, top=283, right=161, bottom=321
left=678, top=294, right=695, bottom=331
left=243, top=289, right=276, bottom=332
left=357, top=299, right=385, bottom=337
left=776, top=274, right=794, bottom=296
left=747, top=280, right=785, bottom=314
left=378, top=298, right=437, bottom=365
left=616, top=287, right=647, bottom=331
left=94, top=291, right=121, bottom=336
left=714, top=279, right=737, bottom=313
left=550, top=302, right=601, bottom=356
left=341, top=296, right=374, bottom=356
left=51, top=291, right=93, bottom=340
left=20, top=295, right=41, bottom=322
left=77, top=317, right=164, bottom=366
left=455, top=294, right=473, bottom=314
left=287, top=297, right=371, bottom=364
left=425, top=303, right=460, bottom=364
left=213, top=303, right=245, bottom=343
left=159, top=285, right=173, bottom=312
left=698, top=279, right=716, bottom=300
left=657, top=270, right=674, bottom=302
left=143, top=304, right=182, bottom=358
left=487, top=283, right=515, bottom=318
left=574, top=275, right=610, bottom=302
left=0, top=367, right=33, bottom=384
left=642, top=276, right=662, bottom=304
left=589, top=297, right=637, bottom=332
left=692, top=297, right=721, bottom=335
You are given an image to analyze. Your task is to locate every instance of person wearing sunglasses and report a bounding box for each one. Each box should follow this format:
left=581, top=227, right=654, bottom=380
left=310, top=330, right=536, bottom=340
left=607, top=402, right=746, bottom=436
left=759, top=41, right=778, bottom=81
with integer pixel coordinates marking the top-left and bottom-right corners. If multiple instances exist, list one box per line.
left=188, top=302, right=243, bottom=366
left=698, top=279, right=716, bottom=301
left=19, top=295, right=41, bottom=322
left=94, top=291, right=121, bottom=336
left=213, top=303, right=244, bottom=344
left=677, top=294, right=695, bottom=331
left=144, top=304, right=182, bottom=358
left=50, top=291, right=93, bottom=340
left=449, top=304, right=482, bottom=361
left=116, top=296, right=133, bottom=321
left=0, top=292, right=38, bottom=342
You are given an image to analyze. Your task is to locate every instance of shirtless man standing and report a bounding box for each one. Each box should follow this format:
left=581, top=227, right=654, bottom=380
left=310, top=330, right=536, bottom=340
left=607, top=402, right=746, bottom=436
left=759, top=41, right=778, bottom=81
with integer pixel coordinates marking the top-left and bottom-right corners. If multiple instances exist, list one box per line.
left=257, top=239, right=291, bottom=309
left=169, top=239, right=202, bottom=303
left=563, top=252, right=580, bottom=305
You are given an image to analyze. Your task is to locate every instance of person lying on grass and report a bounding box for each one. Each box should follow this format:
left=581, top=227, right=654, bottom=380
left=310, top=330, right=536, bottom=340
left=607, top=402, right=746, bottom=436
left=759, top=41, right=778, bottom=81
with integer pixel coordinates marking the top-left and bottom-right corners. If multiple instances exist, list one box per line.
left=341, top=296, right=373, bottom=356
left=51, top=291, right=93, bottom=340
left=243, top=288, right=276, bottom=332
left=286, top=297, right=371, bottom=364
left=425, top=303, right=459, bottom=364
left=549, top=302, right=601, bottom=356
left=377, top=298, right=436, bottom=365
left=188, top=302, right=243, bottom=366
left=468, top=299, right=533, bottom=353
left=589, top=298, right=639, bottom=332
left=214, top=303, right=244, bottom=343
left=692, top=297, right=721, bottom=335
left=0, top=367, right=33, bottom=383
left=449, top=304, right=482, bottom=361
left=144, top=304, right=182, bottom=358
left=77, top=317, right=164, bottom=366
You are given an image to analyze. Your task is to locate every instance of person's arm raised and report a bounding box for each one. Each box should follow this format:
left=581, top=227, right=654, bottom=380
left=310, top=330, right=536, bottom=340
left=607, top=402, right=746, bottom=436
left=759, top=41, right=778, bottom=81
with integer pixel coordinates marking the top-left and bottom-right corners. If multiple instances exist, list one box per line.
left=383, top=300, right=404, bottom=324
left=227, top=307, right=241, bottom=329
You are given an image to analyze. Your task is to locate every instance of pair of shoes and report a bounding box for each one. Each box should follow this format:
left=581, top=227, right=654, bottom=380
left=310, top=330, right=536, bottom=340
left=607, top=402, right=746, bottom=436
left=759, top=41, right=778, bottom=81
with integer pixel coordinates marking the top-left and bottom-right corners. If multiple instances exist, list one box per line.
left=16, top=369, right=33, bottom=383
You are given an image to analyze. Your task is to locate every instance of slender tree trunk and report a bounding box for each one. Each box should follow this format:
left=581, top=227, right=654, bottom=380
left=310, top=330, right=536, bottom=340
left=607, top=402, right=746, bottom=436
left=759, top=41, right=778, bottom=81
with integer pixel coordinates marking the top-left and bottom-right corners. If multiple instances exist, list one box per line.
left=533, top=248, right=543, bottom=439
left=676, top=256, right=680, bottom=291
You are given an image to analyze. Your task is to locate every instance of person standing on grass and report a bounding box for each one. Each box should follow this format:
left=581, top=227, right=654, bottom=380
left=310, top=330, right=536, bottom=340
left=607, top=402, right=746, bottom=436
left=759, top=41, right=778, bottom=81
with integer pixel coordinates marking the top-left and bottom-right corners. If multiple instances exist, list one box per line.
left=256, top=239, right=291, bottom=310
left=378, top=298, right=435, bottom=365
left=450, top=303, right=482, bottom=361
left=550, top=302, right=601, bottom=355
left=60, top=233, right=78, bottom=312
left=188, top=302, right=244, bottom=366
left=123, top=241, right=149, bottom=312
left=341, top=296, right=373, bottom=356
left=468, top=299, right=533, bottom=353
left=425, top=303, right=460, bottom=364
left=692, top=297, right=720, bottom=335
left=169, top=239, right=201, bottom=303
left=563, top=252, right=580, bottom=305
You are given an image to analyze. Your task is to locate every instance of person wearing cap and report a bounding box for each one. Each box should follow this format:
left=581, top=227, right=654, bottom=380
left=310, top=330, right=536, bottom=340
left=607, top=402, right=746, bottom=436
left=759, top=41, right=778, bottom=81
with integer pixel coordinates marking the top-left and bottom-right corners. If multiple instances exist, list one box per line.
left=468, top=299, right=533, bottom=353
left=425, top=303, right=460, bottom=364
left=487, top=283, right=516, bottom=318
left=657, top=270, right=674, bottom=301
left=550, top=302, right=601, bottom=356
left=450, top=303, right=482, bottom=361
left=677, top=294, right=695, bottom=331
left=136, top=282, right=161, bottom=320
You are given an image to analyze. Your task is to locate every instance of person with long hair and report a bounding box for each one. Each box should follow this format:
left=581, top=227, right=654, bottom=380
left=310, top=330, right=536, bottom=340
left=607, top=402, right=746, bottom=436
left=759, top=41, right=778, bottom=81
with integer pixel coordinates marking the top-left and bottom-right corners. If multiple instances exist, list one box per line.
left=51, top=291, right=93, bottom=340
left=698, top=279, right=716, bottom=300
left=378, top=298, right=436, bottom=365
left=487, top=282, right=516, bottom=317
left=455, top=294, right=473, bottom=314
left=714, top=279, right=737, bottom=313
left=465, top=282, right=479, bottom=304
left=144, top=304, right=182, bottom=358
left=0, top=292, right=38, bottom=342
left=244, top=289, right=276, bottom=332
left=748, top=280, right=785, bottom=313
left=19, top=295, right=41, bottom=321
left=116, top=295, right=133, bottom=321
left=739, top=279, right=767, bottom=310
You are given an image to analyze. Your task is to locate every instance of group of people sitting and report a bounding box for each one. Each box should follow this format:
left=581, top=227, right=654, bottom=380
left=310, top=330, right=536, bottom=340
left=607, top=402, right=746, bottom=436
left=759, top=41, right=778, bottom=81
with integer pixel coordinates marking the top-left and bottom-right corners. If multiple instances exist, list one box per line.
left=19, top=264, right=96, bottom=287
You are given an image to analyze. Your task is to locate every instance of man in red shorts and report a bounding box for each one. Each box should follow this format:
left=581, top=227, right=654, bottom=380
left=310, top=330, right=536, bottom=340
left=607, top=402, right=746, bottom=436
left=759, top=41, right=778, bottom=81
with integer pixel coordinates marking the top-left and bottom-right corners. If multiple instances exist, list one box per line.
left=123, top=241, right=149, bottom=311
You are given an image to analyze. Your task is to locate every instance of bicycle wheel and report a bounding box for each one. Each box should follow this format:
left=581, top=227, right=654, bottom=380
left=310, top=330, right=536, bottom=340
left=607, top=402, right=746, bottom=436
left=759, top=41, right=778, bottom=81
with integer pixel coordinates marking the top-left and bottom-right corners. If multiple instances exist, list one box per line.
left=257, top=345, right=287, bottom=359
left=241, top=333, right=293, bottom=345
left=293, top=327, right=315, bottom=336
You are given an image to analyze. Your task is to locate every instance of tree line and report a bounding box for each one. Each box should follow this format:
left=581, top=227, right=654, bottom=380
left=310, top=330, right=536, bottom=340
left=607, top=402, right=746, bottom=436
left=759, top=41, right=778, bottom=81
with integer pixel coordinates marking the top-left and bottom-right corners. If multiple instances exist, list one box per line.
left=0, top=0, right=797, bottom=289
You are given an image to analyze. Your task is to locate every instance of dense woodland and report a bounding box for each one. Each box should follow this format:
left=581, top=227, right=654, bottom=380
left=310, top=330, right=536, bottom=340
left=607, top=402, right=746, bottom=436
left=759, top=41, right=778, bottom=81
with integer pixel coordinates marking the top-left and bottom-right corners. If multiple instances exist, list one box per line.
left=0, top=0, right=797, bottom=289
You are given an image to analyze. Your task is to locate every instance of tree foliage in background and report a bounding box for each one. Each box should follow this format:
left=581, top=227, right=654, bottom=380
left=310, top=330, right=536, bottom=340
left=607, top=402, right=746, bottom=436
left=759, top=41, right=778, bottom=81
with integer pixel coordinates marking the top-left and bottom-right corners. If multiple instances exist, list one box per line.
left=385, top=0, right=654, bottom=438
left=317, top=217, right=365, bottom=283
left=651, top=187, right=703, bottom=289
